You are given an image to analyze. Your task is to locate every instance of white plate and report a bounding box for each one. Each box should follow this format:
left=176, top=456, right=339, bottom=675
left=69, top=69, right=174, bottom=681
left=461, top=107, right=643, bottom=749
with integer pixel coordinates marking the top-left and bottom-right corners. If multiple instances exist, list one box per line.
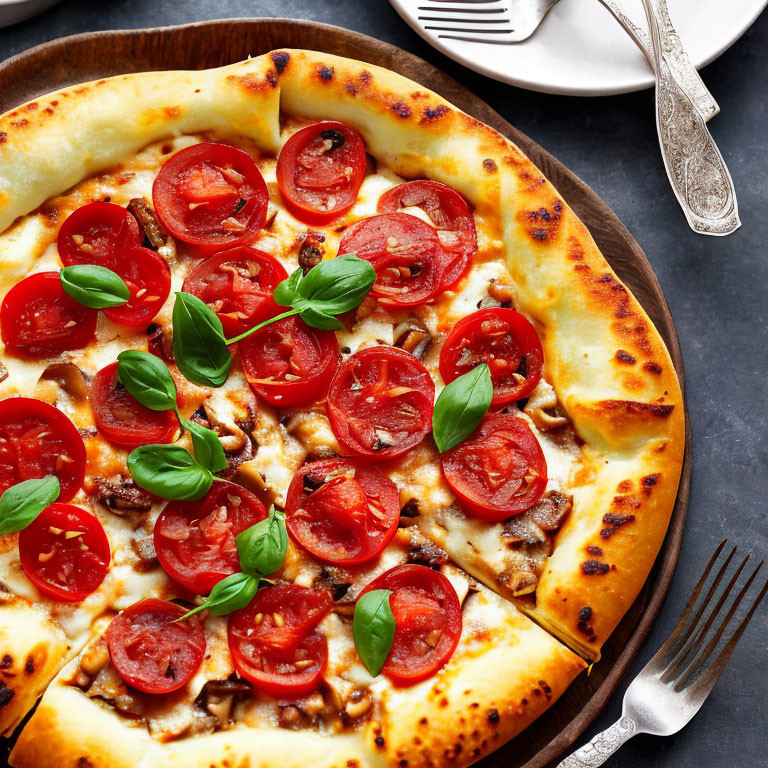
left=389, top=0, right=766, bottom=95
left=0, top=0, right=61, bottom=29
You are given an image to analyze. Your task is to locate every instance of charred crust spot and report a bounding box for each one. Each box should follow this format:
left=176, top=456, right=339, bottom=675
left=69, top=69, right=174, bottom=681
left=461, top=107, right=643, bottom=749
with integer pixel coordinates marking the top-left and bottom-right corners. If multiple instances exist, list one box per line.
left=419, top=717, right=428, bottom=725
left=391, top=100, right=412, bottom=118
left=600, top=400, right=675, bottom=419
left=519, top=200, right=563, bottom=242
left=586, top=545, right=603, bottom=556
left=25, top=102, right=38, bottom=111
left=487, top=708, right=500, bottom=724
left=483, top=158, right=497, bottom=173
left=317, top=65, right=335, bottom=82
left=421, top=104, right=450, bottom=122
left=374, top=736, right=386, bottom=749
left=77, top=760, right=93, bottom=768
left=439, top=697, right=449, bottom=708
left=0, top=681, right=14, bottom=708
left=578, top=606, right=593, bottom=621
left=345, top=83, right=358, bottom=96
left=470, top=702, right=479, bottom=709
left=399, top=760, right=408, bottom=768
left=615, top=349, right=636, bottom=365
left=346, top=761, right=359, bottom=768
left=644, top=361, right=663, bottom=375
left=642, top=474, right=660, bottom=488
left=600, top=512, right=636, bottom=539
left=271, top=51, right=291, bottom=74
left=0, top=131, right=7, bottom=144
left=617, top=480, right=633, bottom=493
left=539, top=680, right=552, bottom=699
left=581, top=559, right=610, bottom=575
left=10, top=119, right=29, bottom=128
left=0, top=654, right=11, bottom=669
left=24, top=655, right=35, bottom=675
left=51, top=100, right=59, bottom=106
left=266, top=71, right=278, bottom=88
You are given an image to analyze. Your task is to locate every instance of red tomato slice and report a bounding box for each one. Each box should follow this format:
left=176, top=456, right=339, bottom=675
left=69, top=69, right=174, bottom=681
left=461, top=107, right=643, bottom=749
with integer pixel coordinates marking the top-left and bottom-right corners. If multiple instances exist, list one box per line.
left=228, top=585, right=332, bottom=697
left=0, top=397, right=85, bottom=503
left=182, top=247, right=288, bottom=337
left=18, top=503, right=110, bottom=601
left=338, top=213, right=446, bottom=307
left=439, top=308, right=544, bottom=406
left=90, top=362, right=178, bottom=449
left=441, top=412, right=547, bottom=521
left=359, top=564, right=462, bottom=685
left=152, top=143, right=268, bottom=247
left=0, top=272, right=97, bottom=358
left=378, top=180, right=477, bottom=290
left=327, top=346, right=435, bottom=460
left=285, top=459, right=400, bottom=565
left=57, top=202, right=141, bottom=267
left=102, top=247, right=171, bottom=328
left=240, top=315, right=341, bottom=408
left=105, top=598, right=206, bottom=694
left=154, top=483, right=267, bottom=595
left=277, top=121, right=366, bottom=225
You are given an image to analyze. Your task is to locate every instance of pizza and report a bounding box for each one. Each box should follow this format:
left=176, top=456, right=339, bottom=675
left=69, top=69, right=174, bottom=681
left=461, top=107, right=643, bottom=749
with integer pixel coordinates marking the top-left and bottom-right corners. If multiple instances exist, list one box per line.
left=0, top=49, right=684, bottom=768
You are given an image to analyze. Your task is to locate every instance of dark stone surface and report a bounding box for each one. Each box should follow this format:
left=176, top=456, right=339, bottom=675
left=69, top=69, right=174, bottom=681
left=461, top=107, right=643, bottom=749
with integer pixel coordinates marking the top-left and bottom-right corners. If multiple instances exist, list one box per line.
left=1, top=2, right=766, bottom=766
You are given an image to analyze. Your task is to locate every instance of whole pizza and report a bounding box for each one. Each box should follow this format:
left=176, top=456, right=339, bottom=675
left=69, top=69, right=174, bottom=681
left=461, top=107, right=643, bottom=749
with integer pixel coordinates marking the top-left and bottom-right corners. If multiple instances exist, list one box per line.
left=0, top=49, right=684, bottom=768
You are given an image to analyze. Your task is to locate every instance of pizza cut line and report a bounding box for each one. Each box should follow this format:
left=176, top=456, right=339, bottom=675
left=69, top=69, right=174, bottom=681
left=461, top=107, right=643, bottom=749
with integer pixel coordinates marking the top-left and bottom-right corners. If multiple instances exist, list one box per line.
left=0, top=49, right=684, bottom=768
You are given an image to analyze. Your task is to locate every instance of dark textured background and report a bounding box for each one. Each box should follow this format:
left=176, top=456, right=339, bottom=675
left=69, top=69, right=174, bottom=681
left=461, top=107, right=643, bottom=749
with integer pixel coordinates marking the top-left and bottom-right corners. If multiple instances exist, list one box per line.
left=1, top=1, right=766, bottom=766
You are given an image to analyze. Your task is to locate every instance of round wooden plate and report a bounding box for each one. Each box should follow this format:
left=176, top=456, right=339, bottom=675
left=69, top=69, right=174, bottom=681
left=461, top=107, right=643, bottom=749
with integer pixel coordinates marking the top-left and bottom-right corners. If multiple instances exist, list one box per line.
left=0, top=18, right=691, bottom=768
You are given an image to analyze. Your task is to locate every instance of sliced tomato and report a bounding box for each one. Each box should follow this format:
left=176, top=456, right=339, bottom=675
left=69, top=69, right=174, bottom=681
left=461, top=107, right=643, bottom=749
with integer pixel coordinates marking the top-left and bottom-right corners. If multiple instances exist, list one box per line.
left=154, top=483, right=267, bottom=594
left=152, top=143, right=268, bottom=247
left=441, top=412, right=547, bottom=521
left=378, top=180, right=477, bottom=290
left=338, top=213, right=445, bottom=307
left=228, top=585, right=332, bottom=697
left=277, top=121, right=366, bottom=225
left=57, top=202, right=141, bottom=267
left=90, top=362, right=178, bottom=449
left=0, top=398, right=85, bottom=502
left=285, top=459, right=399, bottom=564
left=240, top=315, right=340, bottom=408
left=182, top=247, right=287, bottom=337
left=0, top=272, right=97, bottom=358
left=327, top=346, right=434, bottom=460
left=102, top=247, right=171, bottom=328
left=439, top=308, right=544, bottom=406
left=18, top=503, right=110, bottom=601
left=359, top=564, right=462, bottom=685
left=105, top=598, right=206, bottom=694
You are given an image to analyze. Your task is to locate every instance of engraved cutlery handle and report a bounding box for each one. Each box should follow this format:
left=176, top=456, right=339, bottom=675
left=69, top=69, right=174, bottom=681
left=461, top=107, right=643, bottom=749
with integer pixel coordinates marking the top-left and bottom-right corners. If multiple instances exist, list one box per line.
left=643, top=0, right=740, bottom=234
left=556, top=715, right=638, bottom=768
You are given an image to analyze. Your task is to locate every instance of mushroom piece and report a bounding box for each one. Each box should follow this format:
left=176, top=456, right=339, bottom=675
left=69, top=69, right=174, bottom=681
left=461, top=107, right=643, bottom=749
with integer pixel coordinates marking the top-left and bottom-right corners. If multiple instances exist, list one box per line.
left=90, top=477, right=153, bottom=515
left=523, top=379, right=569, bottom=432
left=131, top=535, right=158, bottom=570
left=344, top=689, right=373, bottom=720
left=146, top=323, right=175, bottom=363
left=407, top=540, right=449, bottom=569
left=529, top=490, right=573, bottom=532
left=127, top=197, right=168, bottom=250
left=501, top=515, right=548, bottom=547
left=501, top=568, right=539, bottom=597
left=38, top=362, right=89, bottom=400
left=194, top=678, right=251, bottom=722
left=477, top=279, right=515, bottom=309
left=393, top=319, right=433, bottom=360
left=0, top=361, right=7, bottom=384
left=298, top=231, right=326, bottom=274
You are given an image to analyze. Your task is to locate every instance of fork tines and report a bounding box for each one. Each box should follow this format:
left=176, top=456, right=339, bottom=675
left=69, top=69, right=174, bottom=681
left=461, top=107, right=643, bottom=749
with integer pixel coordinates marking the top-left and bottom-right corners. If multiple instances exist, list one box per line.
left=417, top=1, right=514, bottom=42
left=654, top=540, right=767, bottom=696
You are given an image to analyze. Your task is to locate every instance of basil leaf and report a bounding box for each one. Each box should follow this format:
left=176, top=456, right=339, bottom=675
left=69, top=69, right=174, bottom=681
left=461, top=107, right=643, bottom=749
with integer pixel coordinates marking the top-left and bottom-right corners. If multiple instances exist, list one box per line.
left=292, top=253, right=375, bottom=316
left=432, top=363, right=493, bottom=453
left=236, top=505, right=288, bottom=577
left=353, top=589, right=395, bottom=677
left=60, top=265, right=130, bottom=309
left=273, top=267, right=303, bottom=306
left=0, top=476, right=60, bottom=535
left=127, top=444, right=212, bottom=501
left=117, top=350, right=177, bottom=411
left=183, top=420, right=228, bottom=474
left=172, top=292, right=232, bottom=388
left=295, top=305, right=344, bottom=331
left=178, top=572, right=260, bottom=620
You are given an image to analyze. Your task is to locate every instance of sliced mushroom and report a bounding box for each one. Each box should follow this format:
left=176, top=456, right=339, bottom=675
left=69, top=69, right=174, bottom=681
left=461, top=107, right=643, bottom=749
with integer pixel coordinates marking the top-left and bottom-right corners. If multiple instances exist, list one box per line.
left=393, top=319, right=433, bottom=359
left=90, top=477, right=153, bottom=515
left=194, top=678, right=251, bottom=722
left=127, top=197, right=168, bottom=250
left=313, top=567, right=352, bottom=602
left=298, top=231, right=326, bottom=274
left=131, top=535, right=157, bottom=570
left=499, top=568, right=539, bottom=597
left=530, top=490, right=573, bottom=532
left=523, top=379, right=569, bottom=431
left=407, top=540, right=448, bottom=569
left=78, top=639, right=110, bottom=679
left=344, top=688, right=373, bottom=720
left=501, top=515, right=548, bottom=547
left=38, top=363, right=89, bottom=400
left=146, top=323, right=175, bottom=363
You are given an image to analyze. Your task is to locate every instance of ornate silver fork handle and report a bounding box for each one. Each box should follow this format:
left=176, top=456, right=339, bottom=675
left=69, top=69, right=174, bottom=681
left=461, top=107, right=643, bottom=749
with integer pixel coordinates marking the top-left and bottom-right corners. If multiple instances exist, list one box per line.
left=641, top=0, right=740, bottom=234
left=558, top=716, right=638, bottom=768
left=599, top=0, right=718, bottom=120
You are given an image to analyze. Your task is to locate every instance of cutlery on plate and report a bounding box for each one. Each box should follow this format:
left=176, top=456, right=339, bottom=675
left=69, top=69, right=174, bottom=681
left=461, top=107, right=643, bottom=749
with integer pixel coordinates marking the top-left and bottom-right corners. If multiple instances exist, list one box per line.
left=557, top=540, right=767, bottom=767
left=600, top=0, right=740, bottom=234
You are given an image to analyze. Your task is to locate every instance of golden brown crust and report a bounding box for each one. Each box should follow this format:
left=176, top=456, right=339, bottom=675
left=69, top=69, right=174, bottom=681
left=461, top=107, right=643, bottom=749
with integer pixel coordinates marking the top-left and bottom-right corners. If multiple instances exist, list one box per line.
left=0, top=598, right=71, bottom=736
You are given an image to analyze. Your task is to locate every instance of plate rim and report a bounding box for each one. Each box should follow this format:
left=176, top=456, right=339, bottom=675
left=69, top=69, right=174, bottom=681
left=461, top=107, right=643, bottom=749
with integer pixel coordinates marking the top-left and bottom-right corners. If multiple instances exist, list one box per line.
left=0, top=18, right=691, bottom=768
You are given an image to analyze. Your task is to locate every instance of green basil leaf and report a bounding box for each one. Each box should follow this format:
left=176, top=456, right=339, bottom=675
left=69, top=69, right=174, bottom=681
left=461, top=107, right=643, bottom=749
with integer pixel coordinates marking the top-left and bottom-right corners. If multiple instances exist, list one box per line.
left=0, top=476, right=60, bottom=535
left=183, top=420, right=228, bottom=474
left=60, top=265, right=130, bottom=309
left=353, top=589, right=395, bottom=677
left=127, top=444, right=212, bottom=501
left=178, top=572, right=260, bottom=620
left=432, top=363, right=492, bottom=453
left=294, top=253, right=375, bottom=315
left=236, top=505, right=288, bottom=577
left=117, top=350, right=177, bottom=411
left=273, top=268, right=303, bottom=306
left=296, top=305, right=344, bottom=331
left=172, top=292, right=232, bottom=387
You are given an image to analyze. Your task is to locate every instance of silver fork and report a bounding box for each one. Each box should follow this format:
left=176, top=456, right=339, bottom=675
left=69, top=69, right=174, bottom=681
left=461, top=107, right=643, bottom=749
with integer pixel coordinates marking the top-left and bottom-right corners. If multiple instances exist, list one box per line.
left=557, top=540, right=767, bottom=767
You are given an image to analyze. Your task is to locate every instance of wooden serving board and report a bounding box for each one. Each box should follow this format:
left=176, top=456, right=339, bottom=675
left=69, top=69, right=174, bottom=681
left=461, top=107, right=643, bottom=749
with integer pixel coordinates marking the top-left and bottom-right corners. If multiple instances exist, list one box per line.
left=0, top=18, right=691, bottom=768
